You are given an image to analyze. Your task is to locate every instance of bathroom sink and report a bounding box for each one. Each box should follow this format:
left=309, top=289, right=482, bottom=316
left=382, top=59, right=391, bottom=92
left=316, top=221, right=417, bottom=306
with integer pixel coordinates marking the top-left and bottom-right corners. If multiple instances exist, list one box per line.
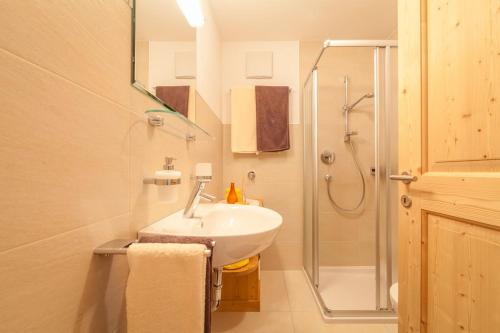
left=138, top=203, right=283, bottom=267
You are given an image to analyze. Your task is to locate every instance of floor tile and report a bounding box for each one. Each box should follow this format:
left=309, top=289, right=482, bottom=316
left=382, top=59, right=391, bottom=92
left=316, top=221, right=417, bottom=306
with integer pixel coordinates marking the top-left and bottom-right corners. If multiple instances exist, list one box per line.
left=212, top=311, right=294, bottom=333
left=213, top=268, right=398, bottom=333
left=260, top=270, right=290, bottom=312
left=290, top=311, right=326, bottom=333
left=283, top=270, right=317, bottom=311
left=291, top=311, right=355, bottom=333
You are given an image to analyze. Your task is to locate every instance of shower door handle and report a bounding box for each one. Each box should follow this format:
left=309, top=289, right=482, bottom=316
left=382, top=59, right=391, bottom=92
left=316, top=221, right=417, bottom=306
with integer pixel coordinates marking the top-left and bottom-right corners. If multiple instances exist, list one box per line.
left=389, top=171, right=417, bottom=184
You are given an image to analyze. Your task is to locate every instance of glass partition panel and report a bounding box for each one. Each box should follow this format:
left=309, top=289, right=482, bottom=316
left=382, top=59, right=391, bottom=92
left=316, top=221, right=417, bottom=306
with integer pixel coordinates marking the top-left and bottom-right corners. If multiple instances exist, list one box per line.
left=315, top=46, right=377, bottom=311
left=303, top=72, right=315, bottom=281
left=302, top=41, right=398, bottom=320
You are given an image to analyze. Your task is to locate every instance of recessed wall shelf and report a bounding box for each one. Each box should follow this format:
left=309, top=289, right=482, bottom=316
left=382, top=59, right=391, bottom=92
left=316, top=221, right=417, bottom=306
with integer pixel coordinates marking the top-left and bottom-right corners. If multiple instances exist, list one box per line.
left=145, top=109, right=214, bottom=142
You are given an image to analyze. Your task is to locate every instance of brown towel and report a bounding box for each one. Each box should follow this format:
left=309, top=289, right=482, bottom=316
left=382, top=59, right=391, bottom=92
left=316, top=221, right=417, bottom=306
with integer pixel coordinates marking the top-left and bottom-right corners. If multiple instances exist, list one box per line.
left=255, top=86, right=290, bottom=152
left=139, top=234, right=214, bottom=333
left=155, top=86, right=190, bottom=118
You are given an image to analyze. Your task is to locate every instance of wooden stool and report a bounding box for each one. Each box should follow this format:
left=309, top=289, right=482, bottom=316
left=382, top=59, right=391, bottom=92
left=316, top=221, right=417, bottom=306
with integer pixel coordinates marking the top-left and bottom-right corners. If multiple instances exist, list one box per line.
left=217, top=255, right=260, bottom=312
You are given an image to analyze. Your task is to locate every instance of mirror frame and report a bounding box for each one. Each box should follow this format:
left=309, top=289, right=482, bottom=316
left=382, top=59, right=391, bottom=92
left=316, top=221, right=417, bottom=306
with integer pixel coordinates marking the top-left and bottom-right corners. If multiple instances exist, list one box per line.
left=130, top=0, right=183, bottom=115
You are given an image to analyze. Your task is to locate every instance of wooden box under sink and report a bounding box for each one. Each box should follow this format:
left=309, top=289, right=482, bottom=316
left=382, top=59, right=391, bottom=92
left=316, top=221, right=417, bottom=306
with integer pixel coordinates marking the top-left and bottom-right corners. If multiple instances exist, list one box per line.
left=217, top=255, right=261, bottom=312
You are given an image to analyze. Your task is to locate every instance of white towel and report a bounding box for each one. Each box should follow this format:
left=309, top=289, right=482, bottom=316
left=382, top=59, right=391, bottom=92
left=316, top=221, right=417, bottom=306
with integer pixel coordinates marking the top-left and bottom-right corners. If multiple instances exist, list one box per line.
left=126, top=243, right=207, bottom=333
left=230, top=87, right=257, bottom=153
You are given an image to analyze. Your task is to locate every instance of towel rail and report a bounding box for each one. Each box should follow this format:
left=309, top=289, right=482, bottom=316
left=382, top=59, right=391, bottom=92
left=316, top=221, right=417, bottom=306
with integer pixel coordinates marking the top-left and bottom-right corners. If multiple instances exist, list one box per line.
left=229, top=87, right=292, bottom=93
left=93, top=239, right=213, bottom=257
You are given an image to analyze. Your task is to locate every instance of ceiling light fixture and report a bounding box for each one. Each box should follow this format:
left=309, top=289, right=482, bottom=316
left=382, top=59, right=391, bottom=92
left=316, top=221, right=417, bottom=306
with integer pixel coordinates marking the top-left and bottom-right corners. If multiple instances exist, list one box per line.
left=176, top=0, right=205, bottom=28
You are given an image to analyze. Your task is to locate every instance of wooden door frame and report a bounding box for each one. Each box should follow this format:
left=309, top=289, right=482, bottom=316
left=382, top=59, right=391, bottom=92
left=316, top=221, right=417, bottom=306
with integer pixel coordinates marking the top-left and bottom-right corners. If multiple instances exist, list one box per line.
left=398, top=0, right=425, bottom=327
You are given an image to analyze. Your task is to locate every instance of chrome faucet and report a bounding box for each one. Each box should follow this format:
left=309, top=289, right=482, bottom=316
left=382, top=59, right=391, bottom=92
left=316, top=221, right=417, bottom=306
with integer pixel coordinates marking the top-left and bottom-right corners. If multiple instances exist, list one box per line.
left=183, top=176, right=216, bottom=218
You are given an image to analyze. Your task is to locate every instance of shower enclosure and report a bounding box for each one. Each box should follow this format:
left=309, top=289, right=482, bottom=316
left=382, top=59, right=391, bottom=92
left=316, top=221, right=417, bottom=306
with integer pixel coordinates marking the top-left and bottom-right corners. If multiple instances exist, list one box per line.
left=303, top=40, right=398, bottom=320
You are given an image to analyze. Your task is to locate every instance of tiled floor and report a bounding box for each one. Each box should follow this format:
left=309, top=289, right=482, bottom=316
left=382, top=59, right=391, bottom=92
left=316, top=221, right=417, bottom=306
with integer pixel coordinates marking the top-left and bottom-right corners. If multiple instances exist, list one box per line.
left=212, top=270, right=397, bottom=333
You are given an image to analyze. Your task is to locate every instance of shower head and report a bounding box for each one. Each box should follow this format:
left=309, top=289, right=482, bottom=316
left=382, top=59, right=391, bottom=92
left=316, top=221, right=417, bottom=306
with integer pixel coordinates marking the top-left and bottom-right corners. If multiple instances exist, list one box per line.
left=345, top=92, right=374, bottom=111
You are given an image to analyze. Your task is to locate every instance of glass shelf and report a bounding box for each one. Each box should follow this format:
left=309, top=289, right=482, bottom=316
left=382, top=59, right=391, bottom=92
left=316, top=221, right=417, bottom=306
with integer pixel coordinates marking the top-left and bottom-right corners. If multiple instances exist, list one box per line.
left=132, top=82, right=214, bottom=141
left=144, top=109, right=214, bottom=141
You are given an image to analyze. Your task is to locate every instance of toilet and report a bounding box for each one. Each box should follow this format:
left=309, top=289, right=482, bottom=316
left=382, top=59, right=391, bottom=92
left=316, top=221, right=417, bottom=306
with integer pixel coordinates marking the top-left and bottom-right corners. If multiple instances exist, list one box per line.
left=390, top=283, right=398, bottom=311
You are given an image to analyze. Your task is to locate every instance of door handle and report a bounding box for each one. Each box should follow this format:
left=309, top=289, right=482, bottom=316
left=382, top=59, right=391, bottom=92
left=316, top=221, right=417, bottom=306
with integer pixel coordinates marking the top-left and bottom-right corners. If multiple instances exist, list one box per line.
left=389, top=171, right=417, bottom=184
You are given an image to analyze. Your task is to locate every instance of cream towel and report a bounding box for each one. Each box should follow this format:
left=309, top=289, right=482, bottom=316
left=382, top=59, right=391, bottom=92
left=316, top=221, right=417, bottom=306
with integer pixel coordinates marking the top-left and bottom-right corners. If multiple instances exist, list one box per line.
left=231, top=86, right=257, bottom=153
left=126, top=243, right=207, bottom=333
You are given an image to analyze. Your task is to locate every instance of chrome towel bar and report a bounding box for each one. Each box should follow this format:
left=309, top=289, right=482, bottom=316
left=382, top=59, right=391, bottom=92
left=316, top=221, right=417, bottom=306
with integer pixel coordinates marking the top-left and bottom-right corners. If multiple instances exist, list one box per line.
left=93, top=239, right=213, bottom=257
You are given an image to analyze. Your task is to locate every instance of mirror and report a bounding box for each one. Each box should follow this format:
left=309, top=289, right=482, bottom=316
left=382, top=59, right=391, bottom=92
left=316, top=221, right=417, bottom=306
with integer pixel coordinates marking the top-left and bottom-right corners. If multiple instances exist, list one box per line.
left=132, top=0, right=197, bottom=122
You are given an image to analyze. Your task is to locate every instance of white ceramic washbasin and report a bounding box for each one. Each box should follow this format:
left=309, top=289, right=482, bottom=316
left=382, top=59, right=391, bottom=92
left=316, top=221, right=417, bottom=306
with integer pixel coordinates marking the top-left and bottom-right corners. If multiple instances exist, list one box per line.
left=139, top=203, right=283, bottom=267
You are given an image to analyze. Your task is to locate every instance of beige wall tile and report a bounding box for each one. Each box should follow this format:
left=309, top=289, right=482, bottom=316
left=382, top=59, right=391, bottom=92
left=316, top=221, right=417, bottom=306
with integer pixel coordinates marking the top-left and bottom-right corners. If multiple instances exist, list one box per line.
left=319, top=212, right=360, bottom=242
left=0, top=215, right=131, bottom=333
left=0, top=0, right=132, bottom=107
left=0, top=1, right=222, bottom=331
left=189, top=93, right=224, bottom=199
left=319, top=241, right=361, bottom=266
left=357, top=240, right=377, bottom=265
left=300, top=42, right=378, bottom=268
left=129, top=112, right=192, bottom=231
left=222, top=125, right=303, bottom=185
left=261, top=241, right=303, bottom=270
left=222, top=124, right=304, bottom=269
left=0, top=49, right=130, bottom=251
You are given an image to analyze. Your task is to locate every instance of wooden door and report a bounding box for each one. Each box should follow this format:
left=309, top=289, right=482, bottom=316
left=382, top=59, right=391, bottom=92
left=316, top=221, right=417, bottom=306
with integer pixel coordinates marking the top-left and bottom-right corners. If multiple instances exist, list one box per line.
left=398, top=0, right=500, bottom=332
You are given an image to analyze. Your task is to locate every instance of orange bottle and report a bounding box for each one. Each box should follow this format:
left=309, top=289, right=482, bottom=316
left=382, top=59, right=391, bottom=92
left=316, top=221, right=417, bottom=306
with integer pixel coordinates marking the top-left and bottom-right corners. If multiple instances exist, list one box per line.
left=227, top=182, right=238, bottom=204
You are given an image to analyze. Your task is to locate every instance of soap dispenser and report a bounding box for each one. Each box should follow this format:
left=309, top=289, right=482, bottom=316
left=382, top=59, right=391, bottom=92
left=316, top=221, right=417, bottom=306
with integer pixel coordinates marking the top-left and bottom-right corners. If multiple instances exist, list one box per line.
left=143, top=157, right=182, bottom=203
left=156, top=157, right=181, bottom=203
left=154, top=157, right=182, bottom=184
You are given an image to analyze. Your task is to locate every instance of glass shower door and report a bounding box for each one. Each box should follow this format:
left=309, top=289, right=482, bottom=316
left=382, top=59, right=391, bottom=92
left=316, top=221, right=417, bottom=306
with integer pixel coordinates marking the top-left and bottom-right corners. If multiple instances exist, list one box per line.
left=303, top=70, right=318, bottom=285
left=315, top=46, right=377, bottom=312
left=302, top=40, right=398, bottom=319
left=375, top=46, right=399, bottom=310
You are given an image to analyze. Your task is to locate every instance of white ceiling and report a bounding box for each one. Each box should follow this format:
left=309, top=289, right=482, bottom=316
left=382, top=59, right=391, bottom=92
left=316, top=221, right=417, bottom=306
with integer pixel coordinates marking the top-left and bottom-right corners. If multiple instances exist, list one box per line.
left=136, top=0, right=195, bottom=41
left=210, top=0, right=397, bottom=41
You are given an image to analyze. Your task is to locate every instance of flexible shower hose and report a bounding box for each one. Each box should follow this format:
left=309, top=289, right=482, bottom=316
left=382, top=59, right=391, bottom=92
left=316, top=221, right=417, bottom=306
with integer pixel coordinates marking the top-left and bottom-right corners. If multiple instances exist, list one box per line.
left=325, top=140, right=366, bottom=212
